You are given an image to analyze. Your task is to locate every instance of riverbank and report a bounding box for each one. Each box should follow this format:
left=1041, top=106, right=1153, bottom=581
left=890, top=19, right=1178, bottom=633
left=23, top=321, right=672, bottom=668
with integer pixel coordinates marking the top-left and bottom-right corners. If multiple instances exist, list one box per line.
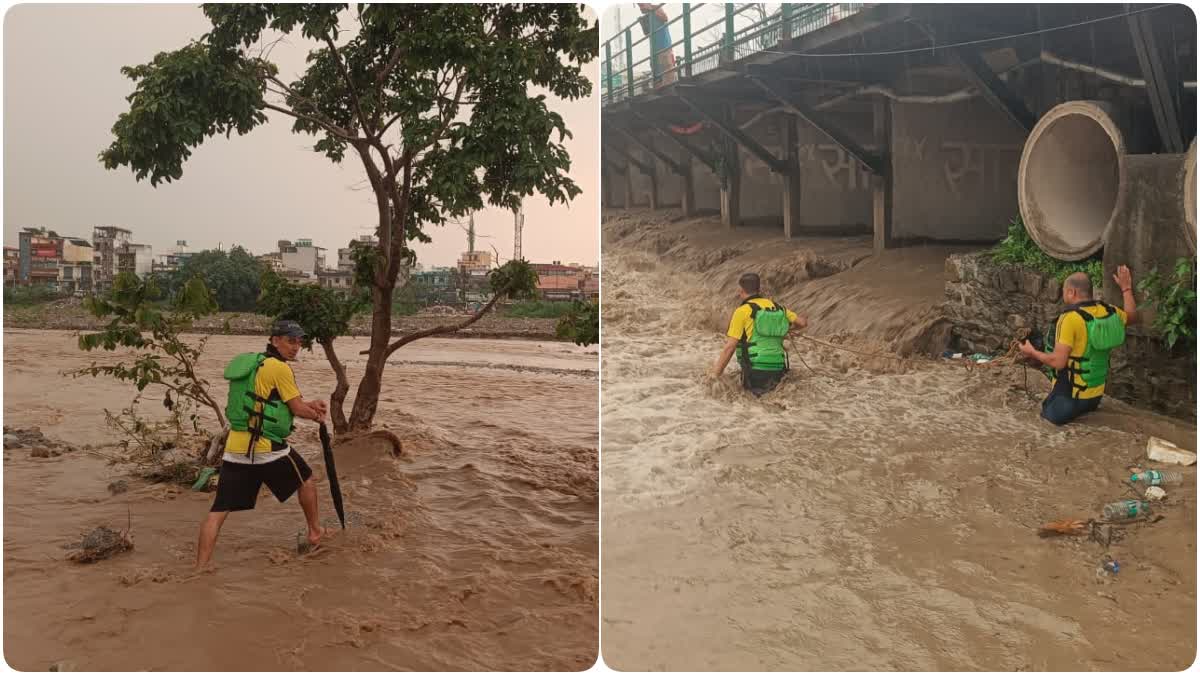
left=4, top=298, right=563, bottom=341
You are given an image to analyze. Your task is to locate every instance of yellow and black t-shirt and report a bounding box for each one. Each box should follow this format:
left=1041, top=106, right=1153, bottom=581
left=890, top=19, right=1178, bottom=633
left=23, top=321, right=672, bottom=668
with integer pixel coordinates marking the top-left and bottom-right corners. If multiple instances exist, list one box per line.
left=1052, top=304, right=1128, bottom=399
left=225, top=357, right=301, bottom=454
left=726, top=297, right=798, bottom=342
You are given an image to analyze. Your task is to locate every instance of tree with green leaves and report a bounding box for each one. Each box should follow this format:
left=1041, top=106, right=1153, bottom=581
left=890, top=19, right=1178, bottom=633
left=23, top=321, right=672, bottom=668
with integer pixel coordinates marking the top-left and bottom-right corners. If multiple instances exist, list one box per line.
left=70, top=272, right=229, bottom=463
left=162, top=246, right=264, bottom=311
left=101, top=4, right=597, bottom=431
left=256, top=270, right=367, bottom=432
left=555, top=300, right=599, bottom=347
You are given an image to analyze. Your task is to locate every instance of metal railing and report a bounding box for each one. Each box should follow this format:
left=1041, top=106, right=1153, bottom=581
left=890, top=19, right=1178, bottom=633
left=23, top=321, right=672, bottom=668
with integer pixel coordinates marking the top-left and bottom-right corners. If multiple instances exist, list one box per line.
left=602, top=3, right=866, bottom=107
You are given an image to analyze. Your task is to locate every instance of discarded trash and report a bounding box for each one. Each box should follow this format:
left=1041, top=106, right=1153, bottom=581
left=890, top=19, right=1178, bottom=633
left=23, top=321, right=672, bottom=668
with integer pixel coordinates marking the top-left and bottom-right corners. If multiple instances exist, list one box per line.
left=1146, top=437, right=1196, bottom=466
left=191, top=467, right=218, bottom=491
left=1130, top=469, right=1182, bottom=486
left=1038, top=518, right=1088, bottom=537
left=1102, top=499, right=1151, bottom=521
left=1145, top=486, right=1167, bottom=501
left=1103, top=559, right=1120, bottom=575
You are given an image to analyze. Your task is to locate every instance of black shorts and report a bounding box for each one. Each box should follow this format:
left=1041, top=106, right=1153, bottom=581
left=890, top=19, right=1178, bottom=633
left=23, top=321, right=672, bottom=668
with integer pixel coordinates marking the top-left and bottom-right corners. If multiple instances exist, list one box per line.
left=210, top=449, right=313, bottom=512
left=743, top=368, right=785, bottom=397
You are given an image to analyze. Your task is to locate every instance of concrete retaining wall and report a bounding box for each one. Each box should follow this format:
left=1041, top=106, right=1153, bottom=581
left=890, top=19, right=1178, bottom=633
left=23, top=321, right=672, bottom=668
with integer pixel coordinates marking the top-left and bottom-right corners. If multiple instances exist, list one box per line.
left=893, top=100, right=1027, bottom=241
left=735, top=108, right=873, bottom=229
left=945, top=252, right=1195, bottom=419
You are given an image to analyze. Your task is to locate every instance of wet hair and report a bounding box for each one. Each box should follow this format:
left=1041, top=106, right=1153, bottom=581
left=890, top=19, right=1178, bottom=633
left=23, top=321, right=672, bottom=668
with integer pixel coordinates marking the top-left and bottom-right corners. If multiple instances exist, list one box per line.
left=738, top=273, right=761, bottom=294
left=1064, top=272, right=1093, bottom=299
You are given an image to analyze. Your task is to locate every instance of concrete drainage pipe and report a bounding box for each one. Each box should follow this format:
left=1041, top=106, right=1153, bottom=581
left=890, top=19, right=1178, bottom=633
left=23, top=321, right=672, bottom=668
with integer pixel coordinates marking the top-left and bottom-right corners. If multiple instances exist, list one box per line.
left=1020, top=101, right=1195, bottom=300
left=1017, top=101, right=1128, bottom=261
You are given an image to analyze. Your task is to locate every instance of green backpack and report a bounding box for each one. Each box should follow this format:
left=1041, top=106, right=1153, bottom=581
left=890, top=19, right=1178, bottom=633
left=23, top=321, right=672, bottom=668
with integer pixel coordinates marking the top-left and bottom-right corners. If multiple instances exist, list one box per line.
left=1043, top=301, right=1126, bottom=395
left=224, top=352, right=294, bottom=446
left=739, top=300, right=790, bottom=372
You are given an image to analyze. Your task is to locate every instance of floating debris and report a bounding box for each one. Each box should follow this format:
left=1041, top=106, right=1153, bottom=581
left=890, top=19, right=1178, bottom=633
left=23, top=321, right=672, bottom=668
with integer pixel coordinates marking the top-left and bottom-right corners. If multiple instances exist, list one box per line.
left=66, top=525, right=133, bottom=564
left=1038, top=518, right=1089, bottom=537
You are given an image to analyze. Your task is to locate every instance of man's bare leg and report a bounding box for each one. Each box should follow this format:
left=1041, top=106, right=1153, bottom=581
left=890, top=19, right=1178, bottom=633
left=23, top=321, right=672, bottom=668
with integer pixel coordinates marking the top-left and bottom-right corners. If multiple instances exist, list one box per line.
left=196, top=511, right=229, bottom=569
left=296, top=477, right=324, bottom=547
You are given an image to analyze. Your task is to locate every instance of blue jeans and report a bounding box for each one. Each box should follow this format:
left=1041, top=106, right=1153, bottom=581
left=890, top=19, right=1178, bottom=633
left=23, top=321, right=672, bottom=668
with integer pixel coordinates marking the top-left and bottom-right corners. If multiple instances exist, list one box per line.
left=1041, top=392, right=1102, bottom=425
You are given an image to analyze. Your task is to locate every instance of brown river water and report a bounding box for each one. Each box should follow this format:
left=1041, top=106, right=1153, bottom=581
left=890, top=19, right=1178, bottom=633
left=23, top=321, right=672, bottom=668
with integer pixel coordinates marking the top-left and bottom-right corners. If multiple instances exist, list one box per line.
left=601, top=210, right=1196, bottom=671
left=3, top=329, right=597, bottom=670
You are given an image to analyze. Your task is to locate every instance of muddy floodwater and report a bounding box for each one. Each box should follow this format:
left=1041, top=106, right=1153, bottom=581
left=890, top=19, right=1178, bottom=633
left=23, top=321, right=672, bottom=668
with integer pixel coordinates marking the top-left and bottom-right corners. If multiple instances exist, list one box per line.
left=601, top=211, right=1196, bottom=671
left=3, top=329, right=597, bottom=671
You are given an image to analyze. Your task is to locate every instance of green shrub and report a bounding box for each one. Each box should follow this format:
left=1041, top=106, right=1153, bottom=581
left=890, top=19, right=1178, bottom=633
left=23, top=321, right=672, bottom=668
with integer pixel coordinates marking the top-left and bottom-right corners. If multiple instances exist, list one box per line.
left=4, top=285, right=70, bottom=306
left=505, top=299, right=576, bottom=318
left=1138, top=257, right=1197, bottom=352
left=989, top=217, right=1103, bottom=289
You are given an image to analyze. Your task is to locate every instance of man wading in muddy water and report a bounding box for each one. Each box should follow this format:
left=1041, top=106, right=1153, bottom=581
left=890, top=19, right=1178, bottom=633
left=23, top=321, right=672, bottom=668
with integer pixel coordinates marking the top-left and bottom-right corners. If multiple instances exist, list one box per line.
left=709, top=273, right=808, bottom=396
left=1019, top=266, right=1139, bottom=426
left=196, top=320, right=330, bottom=569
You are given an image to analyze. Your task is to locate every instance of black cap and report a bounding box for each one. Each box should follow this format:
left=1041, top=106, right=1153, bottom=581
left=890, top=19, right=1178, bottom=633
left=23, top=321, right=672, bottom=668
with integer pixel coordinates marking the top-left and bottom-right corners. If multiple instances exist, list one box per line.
left=270, top=319, right=306, bottom=338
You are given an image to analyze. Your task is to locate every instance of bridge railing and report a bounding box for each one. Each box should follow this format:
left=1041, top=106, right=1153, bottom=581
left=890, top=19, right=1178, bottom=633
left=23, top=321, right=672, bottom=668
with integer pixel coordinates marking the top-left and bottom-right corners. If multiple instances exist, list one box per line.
left=602, top=3, right=867, bottom=107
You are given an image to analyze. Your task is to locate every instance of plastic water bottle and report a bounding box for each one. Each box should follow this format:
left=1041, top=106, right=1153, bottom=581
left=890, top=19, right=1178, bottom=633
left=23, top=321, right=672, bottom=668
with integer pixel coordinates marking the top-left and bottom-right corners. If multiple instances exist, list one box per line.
left=1130, top=470, right=1183, bottom=485
left=1103, top=499, right=1151, bottom=521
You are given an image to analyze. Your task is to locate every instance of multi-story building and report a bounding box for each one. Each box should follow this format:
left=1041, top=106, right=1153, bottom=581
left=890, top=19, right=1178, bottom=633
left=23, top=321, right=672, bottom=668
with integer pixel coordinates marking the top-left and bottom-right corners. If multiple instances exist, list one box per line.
left=256, top=252, right=285, bottom=274
left=152, top=240, right=194, bottom=275
left=582, top=274, right=600, bottom=301
left=278, top=238, right=326, bottom=275
left=337, top=235, right=377, bottom=272
left=317, top=270, right=355, bottom=294
left=458, top=249, right=493, bottom=275
left=116, top=243, right=154, bottom=279
left=532, top=261, right=586, bottom=301
left=58, top=237, right=94, bottom=294
left=92, top=226, right=133, bottom=292
left=4, top=247, right=18, bottom=287
left=17, top=228, right=62, bottom=287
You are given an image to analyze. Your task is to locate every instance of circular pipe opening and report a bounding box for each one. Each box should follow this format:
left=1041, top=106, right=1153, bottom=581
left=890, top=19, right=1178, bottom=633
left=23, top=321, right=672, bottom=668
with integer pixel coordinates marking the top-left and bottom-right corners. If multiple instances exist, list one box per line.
left=1018, top=102, right=1126, bottom=261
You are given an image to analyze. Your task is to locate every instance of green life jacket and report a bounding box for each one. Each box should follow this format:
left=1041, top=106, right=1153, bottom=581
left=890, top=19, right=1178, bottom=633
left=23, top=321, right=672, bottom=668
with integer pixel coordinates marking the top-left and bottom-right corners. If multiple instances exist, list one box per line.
left=224, top=352, right=294, bottom=447
left=737, top=297, right=790, bottom=372
left=1043, top=301, right=1126, bottom=397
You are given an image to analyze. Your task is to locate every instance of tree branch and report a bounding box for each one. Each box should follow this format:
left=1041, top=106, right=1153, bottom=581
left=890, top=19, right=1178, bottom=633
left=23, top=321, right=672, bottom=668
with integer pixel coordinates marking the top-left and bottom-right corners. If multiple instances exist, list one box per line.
left=320, top=339, right=351, bottom=433
left=323, top=32, right=373, bottom=136
left=263, top=102, right=358, bottom=142
left=358, top=292, right=503, bottom=357
left=373, top=44, right=407, bottom=128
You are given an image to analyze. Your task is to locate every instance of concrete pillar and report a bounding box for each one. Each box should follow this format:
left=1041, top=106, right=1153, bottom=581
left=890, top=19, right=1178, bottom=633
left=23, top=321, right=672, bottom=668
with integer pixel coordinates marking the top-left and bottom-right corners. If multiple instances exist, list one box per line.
left=720, top=105, right=741, bottom=228
left=648, top=170, right=660, bottom=210
left=681, top=161, right=697, bottom=217
left=872, top=97, right=894, bottom=252
left=623, top=164, right=635, bottom=209
left=782, top=114, right=802, bottom=240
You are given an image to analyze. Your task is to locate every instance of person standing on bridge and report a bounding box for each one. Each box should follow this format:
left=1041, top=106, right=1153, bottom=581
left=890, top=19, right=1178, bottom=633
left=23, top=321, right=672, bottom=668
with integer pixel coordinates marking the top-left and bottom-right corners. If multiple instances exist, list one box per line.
left=1018, top=266, right=1139, bottom=426
left=638, top=3, right=676, bottom=87
left=196, top=319, right=330, bottom=569
left=709, top=272, right=808, bottom=397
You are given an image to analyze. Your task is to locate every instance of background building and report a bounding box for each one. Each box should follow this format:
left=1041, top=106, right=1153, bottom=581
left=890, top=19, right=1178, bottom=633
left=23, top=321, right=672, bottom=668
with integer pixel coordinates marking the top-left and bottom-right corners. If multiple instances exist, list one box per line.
left=278, top=238, right=326, bottom=276
left=92, top=225, right=132, bottom=292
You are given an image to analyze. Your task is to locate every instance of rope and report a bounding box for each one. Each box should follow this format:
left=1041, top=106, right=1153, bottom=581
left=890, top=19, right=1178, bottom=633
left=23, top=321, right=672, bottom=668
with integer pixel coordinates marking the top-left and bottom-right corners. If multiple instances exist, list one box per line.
left=794, top=333, right=908, bottom=362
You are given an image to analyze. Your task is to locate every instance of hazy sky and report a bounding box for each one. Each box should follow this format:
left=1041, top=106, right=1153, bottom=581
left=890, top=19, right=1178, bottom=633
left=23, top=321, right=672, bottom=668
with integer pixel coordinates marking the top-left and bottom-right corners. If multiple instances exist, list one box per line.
left=4, top=4, right=599, bottom=268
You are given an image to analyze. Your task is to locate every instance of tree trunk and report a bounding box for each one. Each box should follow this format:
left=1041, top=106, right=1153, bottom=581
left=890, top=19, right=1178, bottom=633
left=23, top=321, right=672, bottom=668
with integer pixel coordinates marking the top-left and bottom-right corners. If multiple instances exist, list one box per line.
left=347, top=283, right=394, bottom=431
left=320, top=339, right=351, bottom=434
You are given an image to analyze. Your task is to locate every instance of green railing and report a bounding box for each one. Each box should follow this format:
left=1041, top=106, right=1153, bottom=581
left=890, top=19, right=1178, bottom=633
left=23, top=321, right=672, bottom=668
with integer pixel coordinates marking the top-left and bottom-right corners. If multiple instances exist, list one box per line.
left=602, top=3, right=867, bottom=107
